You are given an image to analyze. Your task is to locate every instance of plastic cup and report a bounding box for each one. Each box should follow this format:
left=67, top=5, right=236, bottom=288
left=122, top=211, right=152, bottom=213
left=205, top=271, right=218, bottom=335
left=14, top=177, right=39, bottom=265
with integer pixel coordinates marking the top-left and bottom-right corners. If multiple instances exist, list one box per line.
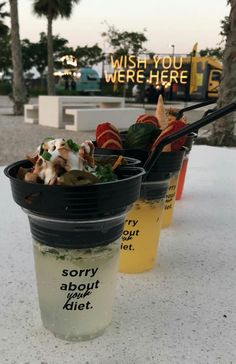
left=161, top=172, right=179, bottom=228
left=176, top=155, right=189, bottom=200
left=176, top=133, right=196, bottom=200
left=94, top=145, right=177, bottom=273
left=28, top=212, right=125, bottom=341
left=5, top=160, right=144, bottom=341
left=160, top=151, right=185, bottom=228
left=95, top=143, right=184, bottom=233
left=119, top=179, right=169, bottom=273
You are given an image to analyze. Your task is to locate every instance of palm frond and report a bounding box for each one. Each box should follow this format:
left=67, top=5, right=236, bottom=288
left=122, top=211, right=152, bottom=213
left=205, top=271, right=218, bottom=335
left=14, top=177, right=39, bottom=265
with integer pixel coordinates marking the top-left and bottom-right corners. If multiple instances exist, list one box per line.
left=0, top=22, right=8, bottom=36
left=0, top=2, right=9, bottom=19
left=32, top=0, right=80, bottom=19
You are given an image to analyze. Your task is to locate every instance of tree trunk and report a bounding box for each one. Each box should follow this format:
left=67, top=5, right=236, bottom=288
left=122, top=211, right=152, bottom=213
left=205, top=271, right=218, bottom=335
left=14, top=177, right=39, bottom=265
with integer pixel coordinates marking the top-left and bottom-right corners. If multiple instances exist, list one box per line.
left=9, top=0, right=28, bottom=115
left=47, top=14, right=55, bottom=95
left=40, top=72, right=45, bottom=91
left=210, top=0, right=236, bottom=146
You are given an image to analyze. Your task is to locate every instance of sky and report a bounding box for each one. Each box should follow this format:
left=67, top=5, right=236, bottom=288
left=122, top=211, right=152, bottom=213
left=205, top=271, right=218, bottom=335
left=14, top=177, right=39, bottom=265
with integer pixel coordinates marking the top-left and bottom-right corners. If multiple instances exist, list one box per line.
left=7, top=0, right=229, bottom=54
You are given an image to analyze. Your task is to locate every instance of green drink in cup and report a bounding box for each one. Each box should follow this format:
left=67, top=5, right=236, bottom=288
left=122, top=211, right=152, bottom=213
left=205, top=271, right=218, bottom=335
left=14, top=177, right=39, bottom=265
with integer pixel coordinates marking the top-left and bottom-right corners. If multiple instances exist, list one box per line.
left=5, top=138, right=144, bottom=341
left=30, top=213, right=125, bottom=341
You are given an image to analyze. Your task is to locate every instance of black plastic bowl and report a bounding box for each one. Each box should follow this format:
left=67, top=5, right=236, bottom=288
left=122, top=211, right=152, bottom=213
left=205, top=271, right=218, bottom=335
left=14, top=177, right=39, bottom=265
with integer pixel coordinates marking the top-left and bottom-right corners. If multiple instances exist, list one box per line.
left=4, top=160, right=145, bottom=220
left=147, top=150, right=185, bottom=180
left=94, top=153, right=141, bottom=166
left=94, top=143, right=185, bottom=181
left=94, top=143, right=148, bottom=163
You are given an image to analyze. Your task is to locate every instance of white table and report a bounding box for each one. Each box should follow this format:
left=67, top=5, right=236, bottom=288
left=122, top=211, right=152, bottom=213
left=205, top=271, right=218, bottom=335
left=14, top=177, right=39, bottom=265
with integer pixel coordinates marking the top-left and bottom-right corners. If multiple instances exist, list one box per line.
left=1, top=145, right=236, bottom=364
left=38, top=96, right=125, bottom=128
left=24, top=104, right=39, bottom=124
left=65, top=107, right=145, bottom=131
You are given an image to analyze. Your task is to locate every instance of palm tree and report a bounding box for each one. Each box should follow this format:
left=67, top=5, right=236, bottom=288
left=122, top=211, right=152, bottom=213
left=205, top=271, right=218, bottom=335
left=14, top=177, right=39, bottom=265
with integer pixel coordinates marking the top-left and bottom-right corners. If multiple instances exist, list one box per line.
left=0, top=2, right=10, bottom=74
left=196, top=4, right=236, bottom=146
left=0, top=2, right=9, bottom=36
left=9, top=0, right=28, bottom=115
left=211, top=1, right=236, bottom=146
left=32, top=0, right=80, bottom=95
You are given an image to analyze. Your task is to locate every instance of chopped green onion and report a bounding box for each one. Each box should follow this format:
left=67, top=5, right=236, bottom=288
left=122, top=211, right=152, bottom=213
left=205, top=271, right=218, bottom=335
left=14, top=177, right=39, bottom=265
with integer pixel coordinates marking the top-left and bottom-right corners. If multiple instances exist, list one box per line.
left=66, top=139, right=79, bottom=152
left=39, top=137, right=54, bottom=155
left=42, top=151, right=52, bottom=161
left=39, top=143, right=44, bottom=156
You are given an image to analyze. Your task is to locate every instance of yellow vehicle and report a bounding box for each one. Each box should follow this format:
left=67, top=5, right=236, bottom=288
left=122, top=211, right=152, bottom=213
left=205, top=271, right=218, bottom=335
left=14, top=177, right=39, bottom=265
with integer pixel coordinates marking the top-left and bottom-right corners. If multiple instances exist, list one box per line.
left=183, top=56, right=222, bottom=99
left=204, top=58, right=222, bottom=98
left=145, top=55, right=222, bottom=100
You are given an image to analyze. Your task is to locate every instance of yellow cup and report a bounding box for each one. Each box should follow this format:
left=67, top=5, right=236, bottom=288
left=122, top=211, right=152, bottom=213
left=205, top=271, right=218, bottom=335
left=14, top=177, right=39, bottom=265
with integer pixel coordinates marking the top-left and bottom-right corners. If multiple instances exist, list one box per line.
left=161, top=172, right=179, bottom=228
left=119, top=180, right=169, bottom=273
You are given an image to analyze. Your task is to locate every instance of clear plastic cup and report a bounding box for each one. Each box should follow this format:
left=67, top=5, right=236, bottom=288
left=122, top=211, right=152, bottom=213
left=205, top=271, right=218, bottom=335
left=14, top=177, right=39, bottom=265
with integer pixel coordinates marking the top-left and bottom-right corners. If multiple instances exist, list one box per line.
left=119, top=179, right=169, bottom=273
left=161, top=171, right=179, bottom=228
left=96, top=147, right=185, bottom=230
left=28, top=212, right=125, bottom=341
left=176, top=154, right=189, bottom=200
left=5, top=161, right=144, bottom=341
left=176, top=133, right=196, bottom=200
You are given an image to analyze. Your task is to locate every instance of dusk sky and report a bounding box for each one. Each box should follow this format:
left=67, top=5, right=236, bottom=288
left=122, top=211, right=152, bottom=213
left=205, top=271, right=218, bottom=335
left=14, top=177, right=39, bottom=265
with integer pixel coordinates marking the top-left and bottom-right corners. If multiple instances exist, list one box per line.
left=7, top=0, right=229, bottom=54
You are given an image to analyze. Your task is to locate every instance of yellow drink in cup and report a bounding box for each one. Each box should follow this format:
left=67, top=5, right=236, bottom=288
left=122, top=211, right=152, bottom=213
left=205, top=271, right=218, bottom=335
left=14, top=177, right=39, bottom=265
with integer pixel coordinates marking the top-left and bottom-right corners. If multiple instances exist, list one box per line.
left=119, top=180, right=169, bottom=273
left=161, top=172, right=179, bottom=228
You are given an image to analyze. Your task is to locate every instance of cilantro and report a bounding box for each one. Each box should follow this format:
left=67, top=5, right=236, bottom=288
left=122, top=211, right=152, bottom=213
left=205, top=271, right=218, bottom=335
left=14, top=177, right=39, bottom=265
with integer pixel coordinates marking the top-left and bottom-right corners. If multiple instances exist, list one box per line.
left=42, top=151, right=52, bottom=161
left=66, top=139, right=79, bottom=152
left=95, top=164, right=118, bottom=182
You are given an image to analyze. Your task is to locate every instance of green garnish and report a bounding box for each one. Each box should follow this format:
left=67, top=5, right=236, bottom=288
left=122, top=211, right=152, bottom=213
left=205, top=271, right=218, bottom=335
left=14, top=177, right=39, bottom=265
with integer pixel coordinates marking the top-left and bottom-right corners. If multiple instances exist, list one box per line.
left=39, top=137, right=54, bottom=155
left=42, top=151, right=52, bottom=161
left=95, top=164, right=118, bottom=182
left=39, top=143, right=44, bottom=156
left=66, top=139, right=79, bottom=152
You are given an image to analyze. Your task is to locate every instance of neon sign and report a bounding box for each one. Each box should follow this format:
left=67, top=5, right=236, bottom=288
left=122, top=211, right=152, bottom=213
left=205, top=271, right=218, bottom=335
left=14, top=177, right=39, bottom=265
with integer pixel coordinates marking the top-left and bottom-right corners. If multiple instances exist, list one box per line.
left=104, top=55, right=189, bottom=85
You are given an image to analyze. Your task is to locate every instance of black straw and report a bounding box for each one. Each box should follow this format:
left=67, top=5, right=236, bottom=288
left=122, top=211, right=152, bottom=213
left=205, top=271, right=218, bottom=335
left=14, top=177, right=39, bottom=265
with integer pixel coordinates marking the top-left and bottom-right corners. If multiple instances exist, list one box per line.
left=176, top=99, right=216, bottom=120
